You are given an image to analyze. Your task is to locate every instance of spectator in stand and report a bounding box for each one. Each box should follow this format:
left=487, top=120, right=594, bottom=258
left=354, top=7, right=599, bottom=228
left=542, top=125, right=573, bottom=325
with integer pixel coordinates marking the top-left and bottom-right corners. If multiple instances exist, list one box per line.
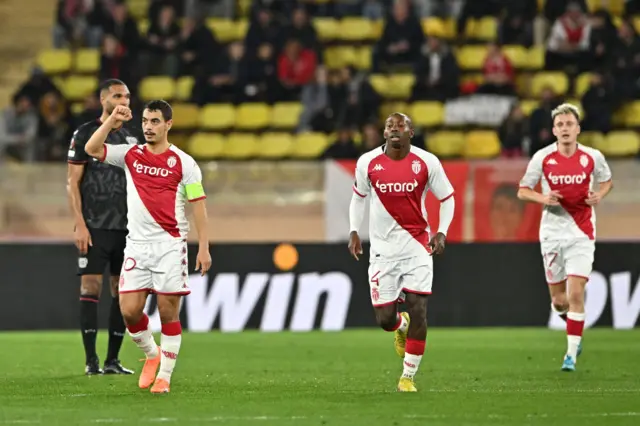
left=148, top=0, right=183, bottom=22
left=237, top=43, right=278, bottom=103
left=244, top=8, right=281, bottom=58
left=477, top=42, right=515, bottom=96
left=277, top=38, right=317, bottom=101
left=410, top=35, right=459, bottom=102
left=53, top=0, right=107, bottom=48
left=36, top=92, right=72, bottom=161
left=543, top=0, right=587, bottom=23
left=102, top=1, right=140, bottom=58
left=498, top=0, right=536, bottom=47
left=626, top=0, right=640, bottom=15
left=14, top=68, right=61, bottom=108
left=0, top=94, right=39, bottom=162
left=498, top=104, right=528, bottom=157
left=298, top=67, right=329, bottom=133
left=372, top=0, right=424, bottom=72
left=361, top=0, right=384, bottom=20
left=612, top=20, right=640, bottom=101
left=143, top=4, right=181, bottom=77
left=192, top=41, right=245, bottom=105
left=545, top=2, right=592, bottom=72
left=321, top=128, right=360, bottom=159
left=456, top=0, right=501, bottom=38
left=179, top=16, right=221, bottom=76
left=100, top=34, right=137, bottom=85
left=581, top=72, right=616, bottom=133
left=279, top=7, right=321, bottom=61
left=334, top=67, right=380, bottom=130
left=360, top=122, right=383, bottom=152
left=589, top=10, right=617, bottom=71
left=528, top=86, right=561, bottom=156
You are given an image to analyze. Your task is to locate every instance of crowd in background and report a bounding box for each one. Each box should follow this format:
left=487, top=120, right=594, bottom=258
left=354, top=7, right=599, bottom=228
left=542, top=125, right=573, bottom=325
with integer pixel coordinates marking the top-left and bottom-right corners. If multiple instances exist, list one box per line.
left=2, top=0, right=640, bottom=163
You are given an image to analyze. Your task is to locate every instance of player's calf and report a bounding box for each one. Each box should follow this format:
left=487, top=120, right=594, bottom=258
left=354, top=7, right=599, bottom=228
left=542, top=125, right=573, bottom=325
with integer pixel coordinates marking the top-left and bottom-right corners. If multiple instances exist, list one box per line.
left=80, top=275, right=102, bottom=374
left=373, top=305, right=408, bottom=333
left=399, top=294, right=427, bottom=389
left=563, top=276, right=588, bottom=369
left=155, top=295, right=184, bottom=388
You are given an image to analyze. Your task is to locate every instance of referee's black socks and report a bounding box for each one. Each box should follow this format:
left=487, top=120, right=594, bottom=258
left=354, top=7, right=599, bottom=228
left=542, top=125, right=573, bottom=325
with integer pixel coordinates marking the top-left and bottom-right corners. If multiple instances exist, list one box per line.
left=106, top=296, right=126, bottom=362
left=79, top=294, right=99, bottom=363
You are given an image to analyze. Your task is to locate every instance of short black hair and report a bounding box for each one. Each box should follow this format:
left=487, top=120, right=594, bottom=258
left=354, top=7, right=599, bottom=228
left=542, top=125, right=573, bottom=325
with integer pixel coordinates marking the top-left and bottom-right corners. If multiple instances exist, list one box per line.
left=99, top=79, right=126, bottom=93
left=144, top=100, right=173, bottom=121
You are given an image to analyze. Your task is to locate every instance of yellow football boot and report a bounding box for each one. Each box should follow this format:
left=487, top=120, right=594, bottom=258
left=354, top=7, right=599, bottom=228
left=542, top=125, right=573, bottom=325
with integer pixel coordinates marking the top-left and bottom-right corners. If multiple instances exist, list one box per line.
left=397, top=377, right=417, bottom=392
left=394, top=312, right=410, bottom=357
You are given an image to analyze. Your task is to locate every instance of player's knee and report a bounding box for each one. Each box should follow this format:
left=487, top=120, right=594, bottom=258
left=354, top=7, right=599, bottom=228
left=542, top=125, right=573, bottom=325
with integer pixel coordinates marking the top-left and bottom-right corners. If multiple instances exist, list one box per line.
left=551, top=295, right=568, bottom=312
left=109, top=277, right=119, bottom=297
left=80, top=275, right=102, bottom=296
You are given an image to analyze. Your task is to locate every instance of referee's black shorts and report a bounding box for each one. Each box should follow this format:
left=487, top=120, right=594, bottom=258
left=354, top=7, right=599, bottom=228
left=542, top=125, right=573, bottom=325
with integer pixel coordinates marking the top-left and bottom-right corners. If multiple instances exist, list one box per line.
left=77, top=228, right=127, bottom=276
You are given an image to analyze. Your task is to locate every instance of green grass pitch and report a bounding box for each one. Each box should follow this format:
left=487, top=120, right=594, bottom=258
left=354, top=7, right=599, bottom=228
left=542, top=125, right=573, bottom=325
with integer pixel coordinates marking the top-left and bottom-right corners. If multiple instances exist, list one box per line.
left=0, top=329, right=639, bottom=426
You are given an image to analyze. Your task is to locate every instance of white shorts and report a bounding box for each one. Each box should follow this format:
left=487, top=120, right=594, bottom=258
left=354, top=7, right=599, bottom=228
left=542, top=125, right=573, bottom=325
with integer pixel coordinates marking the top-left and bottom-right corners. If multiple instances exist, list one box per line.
left=540, top=239, right=595, bottom=285
left=368, top=256, right=433, bottom=307
left=119, top=239, right=191, bottom=296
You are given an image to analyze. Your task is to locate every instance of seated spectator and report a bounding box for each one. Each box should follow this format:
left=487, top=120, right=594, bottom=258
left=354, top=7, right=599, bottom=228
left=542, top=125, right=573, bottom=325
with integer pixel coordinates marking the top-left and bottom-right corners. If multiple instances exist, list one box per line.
left=611, top=20, right=640, bottom=101
left=581, top=72, right=615, bottom=133
left=498, top=0, right=536, bottom=47
left=143, top=4, right=181, bottom=77
left=37, top=92, right=71, bottom=162
left=100, top=34, right=136, bottom=85
left=179, top=16, right=220, bottom=76
left=529, top=86, right=561, bottom=155
left=477, top=42, right=515, bottom=96
left=543, top=0, right=587, bottom=23
left=237, top=43, right=278, bottom=103
left=14, top=67, right=61, bottom=108
left=626, top=0, right=640, bottom=15
left=498, top=104, right=527, bottom=157
left=588, top=10, right=617, bottom=71
left=279, top=7, right=320, bottom=60
left=372, top=0, right=424, bottom=72
left=102, top=1, right=141, bottom=58
left=0, top=94, right=38, bottom=162
left=360, top=122, right=383, bottom=152
left=545, top=2, right=592, bottom=72
left=192, top=41, right=245, bottom=105
left=411, top=36, right=459, bottom=102
left=244, top=8, right=281, bottom=59
left=148, top=0, right=184, bottom=23
left=53, top=0, right=106, bottom=48
left=298, top=67, right=329, bottom=133
left=321, top=128, right=360, bottom=159
left=335, top=67, right=381, bottom=130
left=277, top=39, right=317, bottom=101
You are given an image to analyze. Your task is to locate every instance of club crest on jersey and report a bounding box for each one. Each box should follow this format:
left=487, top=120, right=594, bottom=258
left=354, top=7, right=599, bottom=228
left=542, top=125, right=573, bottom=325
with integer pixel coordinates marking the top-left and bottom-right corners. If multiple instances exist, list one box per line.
left=167, top=156, right=177, bottom=168
left=126, top=136, right=138, bottom=145
left=579, top=154, right=588, bottom=168
left=411, top=160, right=421, bottom=174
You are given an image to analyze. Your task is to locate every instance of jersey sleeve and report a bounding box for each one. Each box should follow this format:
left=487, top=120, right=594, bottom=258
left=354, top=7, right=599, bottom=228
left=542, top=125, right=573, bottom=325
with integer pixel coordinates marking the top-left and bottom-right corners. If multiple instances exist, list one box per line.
left=182, top=156, right=206, bottom=202
left=593, top=149, right=612, bottom=183
left=519, top=152, right=544, bottom=189
left=101, top=144, right=131, bottom=168
left=67, top=127, right=90, bottom=164
left=427, top=156, right=454, bottom=201
left=353, top=155, right=371, bottom=198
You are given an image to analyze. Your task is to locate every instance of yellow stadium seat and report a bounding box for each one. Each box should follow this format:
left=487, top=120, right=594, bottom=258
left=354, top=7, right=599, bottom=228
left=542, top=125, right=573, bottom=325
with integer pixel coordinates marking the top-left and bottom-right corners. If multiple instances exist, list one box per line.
left=502, top=45, right=527, bottom=68
left=139, top=76, right=175, bottom=101
left=258, top=133, right=294, bottom=158
left=236, top=20, right=249, bottom=40
left=199, top=104, right=235, bottom=130
left=128, top=0, right=148, bottom=19
left=519, top=99, right=539, bottom=115
left=371, top=20, right=384, bottom=39
left=291, top=132, right=329, bottom=159
left=422, top=17, right=447, bottom=38
left=74, top=49, right=100, bottom=73
left=595, top=131, right=640, bottom=157
left=526, top=46, right=545, bottom=70
left=460, top=73, right=484, bottom=85
left=578, top=131, right=604, bottom=148
left=188, top=133, right=225, bottom=159
left=530, top=72, right=568, bottom=97
left=324, top=46, right=356, bottom=69
left=456, top=45, right=487, bottom=70
left=463, top=130, right=501, bottom=159
left=137, top=19, right=149, bottom=35
left=622, top=101, right=640, bottom=126
left=426, top=131, right=465, bottom=158
left=588, top=0, right=624, bottom=15
left=369, top=74, right=391, bottom=98
left=170, top=103, right=199, bottom=129
left=224, top=133, right=259, bottom=159
left=634, top=16, right=640, bottom=34
left=565, top=99, right=583, bottom=117
left=355, top=46, right=372, bottom=70
left=338, top=17, right=374, bottom=41
left=313, top=18, right=339, bottom=41
left=389, top=74, right=415, bottom=99
left=235, top=103, right=270, bottom=129
left=37, top=49, right=72, bottom=74
left=475, top=17, right=498, bottom=40
left=575, top=73, right=593, bottom=97
left=379, top=102, right=409, bottom=121
left=206, top=18, right=238, bottom=42
left=63, top=76, right=98, bottom=101
left=175, top=76, right=194, bottom=102
left=71, top=102, right=85, bottom=115
left=271, top=102, right=302, bottom=129
left=410, top=102, right=444, bottom=127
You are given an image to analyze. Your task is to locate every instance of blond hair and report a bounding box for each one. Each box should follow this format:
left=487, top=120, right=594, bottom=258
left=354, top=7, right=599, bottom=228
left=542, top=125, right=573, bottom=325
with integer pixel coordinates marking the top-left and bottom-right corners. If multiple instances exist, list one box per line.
left=551, top=103, right=581, bottom=122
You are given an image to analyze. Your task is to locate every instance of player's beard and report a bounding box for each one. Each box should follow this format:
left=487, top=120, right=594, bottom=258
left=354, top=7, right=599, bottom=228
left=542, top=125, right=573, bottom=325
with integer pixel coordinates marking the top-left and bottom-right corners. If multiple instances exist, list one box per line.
left=104, top=101, right=114, bottom=116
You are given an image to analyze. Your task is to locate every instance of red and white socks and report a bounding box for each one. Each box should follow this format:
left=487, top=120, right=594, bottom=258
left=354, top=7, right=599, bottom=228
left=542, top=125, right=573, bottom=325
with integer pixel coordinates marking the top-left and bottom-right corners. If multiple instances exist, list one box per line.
left=157, top=321, right=182, bottom=383
left=126, top=313, right=159, bottom=359
left=566, top=311, right=585, bottom=359
left=402, top=338, right=425, bottom=379
left=390, top=313, right=409, bottom=334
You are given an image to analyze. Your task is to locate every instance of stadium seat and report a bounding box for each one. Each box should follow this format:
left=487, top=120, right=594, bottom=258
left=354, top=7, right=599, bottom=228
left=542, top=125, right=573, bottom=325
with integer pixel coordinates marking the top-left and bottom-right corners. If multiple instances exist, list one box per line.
left=139, top=76, right=175, bottom=101
left=206, top=18, right=239, bottom=42
left=175, top=76, right=194, bottom=102
left=37, top=49, right=72, bottom=74
left=371, top=20, right=384, bottom=39
left=235, top=103, right=270, bottom=130
left=622, top=101, right=640, bottom=126
left=379, top=102, right=409, bottom=121
left=421, top=17, right=447, bottom=38
left=574, top=73, right=593, bottom=98
left=530, top=72, right=568, bottom=97
left=389, top=74, right=415, bottom=99
left=224, top=133, right=259, bottom=159
left=71, top=102, right=85, bottom=115
left=587, top=0, right=624, bottom=15
left=596, top=131, right=640, bottom=157
left=502, top=45, right=527, bottom=69
left=519, top=99, right=539, bottom=116
left=271, top=103, right=302, bottom=129
left=291, top=132, right=329, bottom=159
left=188, top=133, right=225, bottom=160
left=338, top=18, right=374, bottom=41
left=474, top=17, right=498, bottom=41
left=463, top=130, right=501, bottom=159
left=426, top=131, right=465, bottom=158
left=258, top=133, right=294, bottom=158
left=354, top=46, right=372, bottom=70
left=170, top=104, right=200, bottom=130
left=526, top=46, right=545, bottom=70
left=74, top=49, right=100, bottom=73
left=410, top=102, right=444, bottom=127
left=63, top=76, right=98, bottom=101
left=199, top=104, right=235, bottom=130
left=128, top=0, right=148, bottom=19
left=324, top=46, right=355, bottom=69
left=369, top=74, right=391, bottom=98
left=456, top=45, right=487, bottom=70
left=579, top=131, right=604, bottom=148
left=313, top=18, right=339, bottom=41
left=137, top=19, right=149, bottom=35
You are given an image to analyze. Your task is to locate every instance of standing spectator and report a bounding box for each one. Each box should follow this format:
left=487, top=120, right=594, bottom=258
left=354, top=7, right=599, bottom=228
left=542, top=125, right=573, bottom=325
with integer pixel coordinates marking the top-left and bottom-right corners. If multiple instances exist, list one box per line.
left=0, top=94, right=39, bottom=162
left=53, top=0, right=106, bottom=48
left=588, top=10, right=617, bottom=71
left=237, top=43, right=278, bottom=103
left=545, top=2, right=592, bottom=72
left=498, top=0, right=536, bottom=47
left=411, top=36, right=460, bottom=101
left=498, top=104, right=528, bottom=157
left=179, top=17, right=221, bottom=76
left=244, top=8, right=281, bottom=58
left=277, top=39, right=317, bottom=101
left=336, top=67, right=381, bottom=130
left=192, top=41, right=245, bottom=105
left=612, top=20, right=640, bottom=101
left=102, top=1, right=141, bottom=56
left=37, top=92, right=72, bottom=161
left=14, top=68, right=61, bottom=108
left=298, top=67, right=330, bottom=132
left=477, top=42, right=515, bottom=95
left=144, top=4, right=181, bottom=76
left=280, top=7, right=321, bottom=60
left=581, top=72, right=616, bottom=133
left=372, top=0, right=424, bottom=72
left=100, top=34, right=136, bottom=84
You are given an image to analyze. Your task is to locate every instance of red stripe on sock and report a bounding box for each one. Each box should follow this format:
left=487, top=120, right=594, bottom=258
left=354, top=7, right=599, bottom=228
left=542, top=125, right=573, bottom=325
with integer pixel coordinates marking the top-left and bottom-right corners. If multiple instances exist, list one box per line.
left=79, top=297, right=99, bottom=303
left=389, top=313, right=402, bottom=331
left=406, top=338, right=426, bottom=356
left=566, top=318, right=584, bottom=337
left=126, top=313, right=149, bottom=334
left=161, top=321, right=182, bottom=336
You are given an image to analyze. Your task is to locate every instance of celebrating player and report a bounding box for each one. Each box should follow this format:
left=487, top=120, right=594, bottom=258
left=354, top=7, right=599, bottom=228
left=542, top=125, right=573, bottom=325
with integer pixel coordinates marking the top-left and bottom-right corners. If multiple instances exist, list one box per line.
left=67, top=79, right=136, bottom=376
left=348, top=113, right=455, bottom=392
left=518, top=103, right=613, bottom=372
left=84, top=100, right=212, bottom=393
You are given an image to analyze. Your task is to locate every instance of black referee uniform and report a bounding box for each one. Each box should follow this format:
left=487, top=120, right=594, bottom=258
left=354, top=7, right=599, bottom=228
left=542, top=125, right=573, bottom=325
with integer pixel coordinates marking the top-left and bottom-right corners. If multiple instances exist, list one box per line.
left=67, top=119, right=138, bottom=375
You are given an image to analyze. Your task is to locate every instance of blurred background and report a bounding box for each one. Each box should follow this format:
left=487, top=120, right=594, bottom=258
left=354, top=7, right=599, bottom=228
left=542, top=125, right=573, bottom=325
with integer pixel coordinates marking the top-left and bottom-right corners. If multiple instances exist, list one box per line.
left=0, top=0, right=639, bottom=331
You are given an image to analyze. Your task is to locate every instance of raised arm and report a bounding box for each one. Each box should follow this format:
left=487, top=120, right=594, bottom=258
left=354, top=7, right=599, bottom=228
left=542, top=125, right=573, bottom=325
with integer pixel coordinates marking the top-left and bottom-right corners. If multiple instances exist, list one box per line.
left=85, top=106, right=132, bottom=160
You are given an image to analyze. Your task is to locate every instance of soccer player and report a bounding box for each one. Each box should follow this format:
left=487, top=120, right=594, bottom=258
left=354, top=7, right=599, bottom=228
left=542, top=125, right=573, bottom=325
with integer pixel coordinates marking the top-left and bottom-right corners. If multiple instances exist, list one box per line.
left=348, top=113, right=455, bottom=392
left=83, top=100, right=212, bottom=393
left=518, top=103, right=613, bottom=372
left=67, top=79, right=136, bottom=375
